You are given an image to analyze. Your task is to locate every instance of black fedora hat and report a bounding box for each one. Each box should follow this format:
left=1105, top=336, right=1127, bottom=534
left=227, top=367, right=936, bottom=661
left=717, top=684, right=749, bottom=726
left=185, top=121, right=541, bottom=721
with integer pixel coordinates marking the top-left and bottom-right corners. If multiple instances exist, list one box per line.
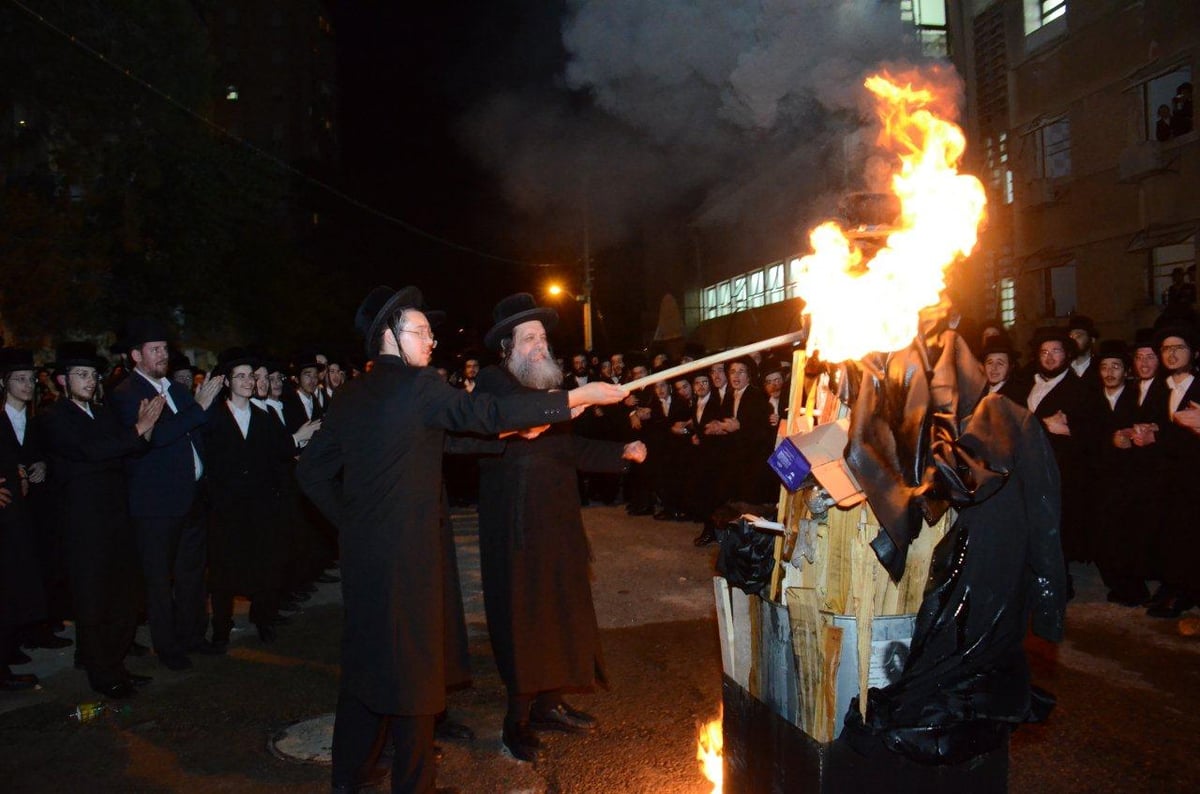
left=52, top=341, right=107, bottom=374
left=1066, top=313, right=1099, bottom=338
left=1095, top=339, right=1130, bottom=367
left=980, top=335, right=1019, bottom=362
left=354, top=285, right=444, bottom=356
left=1153, top=322, right=1200, bottom=354
left=120, top=317, right=171, bottom=352
left=168, top=350, right=195, bottom=376
left=214, top=347, right=259, bottom=377
left=0, top=347, right=36, bottom=375
left=484, top=293, right=558, bottom=351
left=1030, top=326, right=1078, bottom=357
left=1133, top=327, right=1157, bottom=351
left=290, top=349, right=326, bottom=377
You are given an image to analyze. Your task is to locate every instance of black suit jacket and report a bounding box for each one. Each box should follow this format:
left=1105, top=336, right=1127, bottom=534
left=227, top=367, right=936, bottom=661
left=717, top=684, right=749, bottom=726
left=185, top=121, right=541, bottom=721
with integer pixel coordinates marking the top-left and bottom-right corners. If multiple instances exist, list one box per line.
left=111, top=370, right=212, bottom=518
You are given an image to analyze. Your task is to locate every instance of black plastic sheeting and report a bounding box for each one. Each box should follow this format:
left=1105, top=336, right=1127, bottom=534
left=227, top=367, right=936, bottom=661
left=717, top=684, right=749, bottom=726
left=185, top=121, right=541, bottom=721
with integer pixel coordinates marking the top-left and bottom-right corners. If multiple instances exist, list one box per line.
left=841, top=328, right=1068, bottom=765
left=715, top=503, right=779, bottom=597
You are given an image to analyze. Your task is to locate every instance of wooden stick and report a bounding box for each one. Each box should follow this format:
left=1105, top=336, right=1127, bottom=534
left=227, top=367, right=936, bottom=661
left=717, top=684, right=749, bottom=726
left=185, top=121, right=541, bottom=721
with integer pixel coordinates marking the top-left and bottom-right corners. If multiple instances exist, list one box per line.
left=620, top=330, right=807, bottom=392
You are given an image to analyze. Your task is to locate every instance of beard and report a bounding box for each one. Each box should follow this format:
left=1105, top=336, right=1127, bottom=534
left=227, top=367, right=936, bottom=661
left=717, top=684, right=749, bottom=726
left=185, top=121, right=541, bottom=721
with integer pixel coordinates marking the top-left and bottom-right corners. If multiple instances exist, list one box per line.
left=1037, top=361, right=1070, bottom=379
left=506, top=346, right=564, bottom=390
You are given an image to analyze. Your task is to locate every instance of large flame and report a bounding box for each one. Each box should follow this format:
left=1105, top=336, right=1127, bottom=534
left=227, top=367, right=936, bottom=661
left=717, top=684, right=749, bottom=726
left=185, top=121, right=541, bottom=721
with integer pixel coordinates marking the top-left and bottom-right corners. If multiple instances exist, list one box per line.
left=792, top=71, right=987, bottom=363
left=696, top=709, right=723, bottom=793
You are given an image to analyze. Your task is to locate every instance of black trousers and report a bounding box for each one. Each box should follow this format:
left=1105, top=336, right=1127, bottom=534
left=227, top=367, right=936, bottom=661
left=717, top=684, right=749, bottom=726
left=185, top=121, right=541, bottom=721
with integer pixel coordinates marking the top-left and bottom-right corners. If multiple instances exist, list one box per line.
left=332, top=689, right=436, bottom=794
left=133, top=495, right=207, bottom=657
left=77, top=618, right=137, bottom=690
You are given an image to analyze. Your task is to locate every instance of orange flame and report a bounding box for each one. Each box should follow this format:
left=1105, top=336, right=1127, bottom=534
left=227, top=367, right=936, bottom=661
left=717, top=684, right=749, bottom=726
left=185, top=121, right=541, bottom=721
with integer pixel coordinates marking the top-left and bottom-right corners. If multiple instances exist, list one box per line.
left=793, top=71, right=987, bottom=363
left=696, top=709, right=723, bottom=793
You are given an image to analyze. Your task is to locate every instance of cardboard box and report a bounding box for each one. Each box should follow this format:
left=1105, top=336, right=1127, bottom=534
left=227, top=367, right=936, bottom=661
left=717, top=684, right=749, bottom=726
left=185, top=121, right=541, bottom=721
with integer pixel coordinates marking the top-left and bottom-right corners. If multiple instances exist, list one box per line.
left=768, top=418, right=865, bottom=507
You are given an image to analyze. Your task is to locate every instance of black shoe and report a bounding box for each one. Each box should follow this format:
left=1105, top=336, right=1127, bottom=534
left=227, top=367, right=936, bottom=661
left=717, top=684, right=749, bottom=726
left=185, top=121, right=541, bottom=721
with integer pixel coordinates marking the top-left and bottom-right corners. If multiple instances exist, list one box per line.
left=1, top=672, right=39, bottom=691
left=6, top=649, right=32, bottom=666
left=257, top=623, right=278, bottom=643
left=435, top=717, right=475, bottom=742
left=94, top=680, right=137, bottom=699
left=158, top=653, right=193, bottom=671
left=127, top=641, right=150, bottom=657
left=529, top=702, right=597, bottom=734
left=501, top=720, right=543, bottom=763
left=315, top=572, right=341, bottom=584
left=693, top=527, right=718, bottom=547
left=25, top=630, right=73, bottom=650
left=124, top=672, right=153, bottom=687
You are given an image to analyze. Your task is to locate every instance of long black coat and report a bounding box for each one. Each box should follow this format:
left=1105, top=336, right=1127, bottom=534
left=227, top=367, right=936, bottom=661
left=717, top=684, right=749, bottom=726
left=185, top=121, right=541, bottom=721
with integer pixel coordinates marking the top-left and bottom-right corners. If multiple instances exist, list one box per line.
left=1092, top=384, right=1143, bottom=578
left=38, top=399, right=146, bottom=626
left=1157, top=376, right=1200, bottom=592
left=204, top=402, right=295, bottom=595
left=0, top=428, right=43, bottom=629
left=473, top=366, right=628, bottom=695
left=296, top=356, right=573, bottom=715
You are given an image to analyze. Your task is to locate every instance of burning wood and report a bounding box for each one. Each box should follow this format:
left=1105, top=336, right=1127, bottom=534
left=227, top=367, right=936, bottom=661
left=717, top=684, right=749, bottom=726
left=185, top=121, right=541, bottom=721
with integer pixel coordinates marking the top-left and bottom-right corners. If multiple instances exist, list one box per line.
left=695, top=709, right=723, bottom=794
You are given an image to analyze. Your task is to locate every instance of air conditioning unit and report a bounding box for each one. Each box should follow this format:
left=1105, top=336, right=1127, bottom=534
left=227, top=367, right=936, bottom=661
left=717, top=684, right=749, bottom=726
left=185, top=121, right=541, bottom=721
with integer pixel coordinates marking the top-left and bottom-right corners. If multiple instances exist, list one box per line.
left=1024, top=178, right=1058, bottom=208
left=1118, top=141, right=1168, bottom=182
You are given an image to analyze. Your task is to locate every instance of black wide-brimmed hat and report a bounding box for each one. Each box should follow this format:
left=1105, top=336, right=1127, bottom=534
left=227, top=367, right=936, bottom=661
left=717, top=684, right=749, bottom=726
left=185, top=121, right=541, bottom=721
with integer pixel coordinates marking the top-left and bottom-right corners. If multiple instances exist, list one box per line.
left=980, top=335, right=1019, bottom=362
left=1066, top=313, right=1099, bottom=338
left=290, top=349, right=326, bottom=377
left=120, top=317, right=171, bottom=352
left=1153, top=322, right=1200, bottom=353
left=1133, top=327, right=1157, bottom=351
left=1030, top=326, right=1078, bottom=357
left=168, top=351, right=195, bottom=377
left=0, top=347, right=36, bottom=375
left=1095, top=339, right=1130, bottom=366
left=214, top=347, right=259, bottom=377
left=354, top=285, right=445, bottom=356
left=483, top=293, right=558, bottom=351
left=52, top=341, right=107, bottom=374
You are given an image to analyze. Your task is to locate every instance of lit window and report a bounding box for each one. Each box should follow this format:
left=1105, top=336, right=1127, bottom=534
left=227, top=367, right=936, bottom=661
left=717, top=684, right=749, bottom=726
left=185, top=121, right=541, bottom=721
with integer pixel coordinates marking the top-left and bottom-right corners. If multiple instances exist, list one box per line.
left=998, top=277, right=1016, bottom=327
left=1025, top=0, right=1066, bottom=35
left=786, top=258, right=804, bottom=301
left=747, top=270, right=765, bottom=308
left=901, top=0, right=949, bottom=58
left=766, top=263, right=785, bottom=304
left=716, top=281, right=731, bottom=317
left=1151, top=237, right=1195, bottom=307
left=225, top=85, right=239, bottom=101
left=1143, top=66, right=1193, bottom=142
left=731, top=276, right=748, bottom=311
left=703, top=286, right=718, bottom=320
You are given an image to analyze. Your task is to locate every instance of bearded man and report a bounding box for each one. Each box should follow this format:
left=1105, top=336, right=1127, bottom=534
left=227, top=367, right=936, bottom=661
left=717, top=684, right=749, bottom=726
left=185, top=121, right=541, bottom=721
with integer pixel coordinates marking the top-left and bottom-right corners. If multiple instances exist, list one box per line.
left=473, top=293, right=646, bottom=764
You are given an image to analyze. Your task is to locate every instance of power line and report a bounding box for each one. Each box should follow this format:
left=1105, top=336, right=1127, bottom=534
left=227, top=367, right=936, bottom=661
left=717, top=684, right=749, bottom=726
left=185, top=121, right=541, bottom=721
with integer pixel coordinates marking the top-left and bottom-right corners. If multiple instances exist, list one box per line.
left=3, top=0, right=542, bottom=268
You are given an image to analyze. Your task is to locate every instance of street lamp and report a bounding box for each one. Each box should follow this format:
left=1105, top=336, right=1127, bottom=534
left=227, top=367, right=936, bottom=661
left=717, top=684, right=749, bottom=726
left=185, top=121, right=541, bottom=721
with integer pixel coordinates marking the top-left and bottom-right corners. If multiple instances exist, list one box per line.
left=544, top=281, right=594, bottom=351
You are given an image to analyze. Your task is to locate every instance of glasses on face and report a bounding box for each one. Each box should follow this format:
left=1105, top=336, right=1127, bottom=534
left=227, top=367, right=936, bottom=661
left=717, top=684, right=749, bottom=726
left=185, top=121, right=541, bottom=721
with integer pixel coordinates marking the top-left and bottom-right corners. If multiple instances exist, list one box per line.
left=5, top=374, right=35, bottom=386
left=1161, top=344, right=1191, bottom=355
left=400, top=328, right=437, bottom=348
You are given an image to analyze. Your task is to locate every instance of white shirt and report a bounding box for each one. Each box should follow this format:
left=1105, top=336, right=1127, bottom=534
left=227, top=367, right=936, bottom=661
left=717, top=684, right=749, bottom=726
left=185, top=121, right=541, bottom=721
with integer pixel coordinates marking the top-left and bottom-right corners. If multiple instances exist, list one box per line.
left=1138, top=378, right=1154, bottom=406
left=987, top=381, right=1006, bottom=394
left=695, top=393, right=710, bottom=424
left=1071, top=355, right=1092, bottom=379
left=1027, top=370, right=1068, bottom=413
left=228, top=400, right=251, bottom=439
left=298, top=390, right=315, bottom=420
left=732, top=386, right=747, bottom=418
left=73, top=400, right=95, bottom=420
left=1168, top=373, right=1196, bottom=418
left=1104, top=385, right=1125, bottom=411
left=136, top=368, right=203, bottom=480
left=262, top=398, right=287, bottom=425
left=5, top=403, right=27, bottom=445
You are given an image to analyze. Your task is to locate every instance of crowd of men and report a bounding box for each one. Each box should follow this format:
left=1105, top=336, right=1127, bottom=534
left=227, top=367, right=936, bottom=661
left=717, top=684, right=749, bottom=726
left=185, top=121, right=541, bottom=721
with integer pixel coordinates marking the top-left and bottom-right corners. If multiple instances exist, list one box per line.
left=3, top=291, right=1200, bottom=792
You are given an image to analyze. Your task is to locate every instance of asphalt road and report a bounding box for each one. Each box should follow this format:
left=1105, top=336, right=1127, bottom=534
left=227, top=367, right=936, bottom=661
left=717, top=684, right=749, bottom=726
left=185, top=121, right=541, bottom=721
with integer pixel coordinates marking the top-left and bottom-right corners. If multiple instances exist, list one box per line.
left=1, top=505, right=1198, bottom=793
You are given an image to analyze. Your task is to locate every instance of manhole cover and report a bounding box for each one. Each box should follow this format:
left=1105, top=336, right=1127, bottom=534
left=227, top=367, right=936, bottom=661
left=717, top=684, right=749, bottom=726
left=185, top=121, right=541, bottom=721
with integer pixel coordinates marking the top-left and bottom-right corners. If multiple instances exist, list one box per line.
left=269, top=713, right=335, bottom=764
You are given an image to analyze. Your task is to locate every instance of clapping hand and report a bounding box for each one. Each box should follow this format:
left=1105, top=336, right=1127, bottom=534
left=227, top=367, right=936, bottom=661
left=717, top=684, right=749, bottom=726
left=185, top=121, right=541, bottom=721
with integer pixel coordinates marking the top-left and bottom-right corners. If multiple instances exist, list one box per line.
left=194, top=372, right=225, bottom=410
left=622, top=441, right=647, bottom=463
left=135, top=395, right=167, bottom=438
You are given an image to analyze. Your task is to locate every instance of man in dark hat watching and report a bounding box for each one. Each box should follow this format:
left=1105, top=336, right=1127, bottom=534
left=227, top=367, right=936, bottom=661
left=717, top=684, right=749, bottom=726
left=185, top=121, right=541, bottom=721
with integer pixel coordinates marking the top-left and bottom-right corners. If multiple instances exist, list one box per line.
left=473, top=293, right=646, bottom=765
left=40, top=342, right=164, bottom=697
left=1020, top=326, right=1104, bottom=582
left=981, top=335, right=1024, bottom=403
left=111, top=319, right=224, bottom=671
left=203, top=349, right=296, bottom=648
left=1143, top=324, right=1200, bottom=619
left=284, top=352, right=326, bottom=434
left=1067, top=314, right=1101, bottom=385
left=297, top=286, right=626, bottom=794
left=169, top=351, right=196, bottom=392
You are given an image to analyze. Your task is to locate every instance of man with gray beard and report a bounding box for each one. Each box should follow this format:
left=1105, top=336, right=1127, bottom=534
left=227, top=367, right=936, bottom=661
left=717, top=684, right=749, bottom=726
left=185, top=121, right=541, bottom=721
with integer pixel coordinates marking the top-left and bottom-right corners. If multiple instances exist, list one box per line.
left=473, top=293, right=646, bottom=765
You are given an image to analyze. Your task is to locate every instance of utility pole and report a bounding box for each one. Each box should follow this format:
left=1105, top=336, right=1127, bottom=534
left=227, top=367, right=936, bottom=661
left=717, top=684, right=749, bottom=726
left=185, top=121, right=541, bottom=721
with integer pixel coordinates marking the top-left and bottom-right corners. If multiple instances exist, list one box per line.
left=582, top=194, right=594, bottom=352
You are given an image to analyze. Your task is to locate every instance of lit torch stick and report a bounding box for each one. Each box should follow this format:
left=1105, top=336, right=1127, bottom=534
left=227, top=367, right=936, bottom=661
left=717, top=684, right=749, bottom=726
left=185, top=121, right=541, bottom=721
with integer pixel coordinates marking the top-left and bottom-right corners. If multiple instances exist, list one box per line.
left=619, top=330, right=807, bottom=394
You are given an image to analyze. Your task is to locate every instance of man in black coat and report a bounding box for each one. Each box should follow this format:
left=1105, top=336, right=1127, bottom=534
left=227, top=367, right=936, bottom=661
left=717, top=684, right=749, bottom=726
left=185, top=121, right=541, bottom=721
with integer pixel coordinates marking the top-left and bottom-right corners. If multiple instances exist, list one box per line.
left=204, top=349, right=297, bottom=647
left=40, top=343, right=163, bottom=697
left=297, top=286, right=625, bottom=794
left=110, top=319, right=223, bottom=670
left=1019, top=327, right=1105, bottom=569
left=473, top=294, right=645, bottom=765
left=1, top=415, right=43, bottom=690
left=690, top=371, right=728, bottom=545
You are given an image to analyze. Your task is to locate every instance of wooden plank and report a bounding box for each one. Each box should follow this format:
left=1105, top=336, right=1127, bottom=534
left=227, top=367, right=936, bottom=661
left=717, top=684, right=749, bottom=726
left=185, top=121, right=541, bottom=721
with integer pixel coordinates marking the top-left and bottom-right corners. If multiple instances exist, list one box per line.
left=817, top=624, right=844, bottom=743
left=713, top=576, right=735, bottom=679
left=853, top=508, right=875, bottom=721
left=786, top=587, right=823, bottom=736
left=730, top=585, right=754, bottom=690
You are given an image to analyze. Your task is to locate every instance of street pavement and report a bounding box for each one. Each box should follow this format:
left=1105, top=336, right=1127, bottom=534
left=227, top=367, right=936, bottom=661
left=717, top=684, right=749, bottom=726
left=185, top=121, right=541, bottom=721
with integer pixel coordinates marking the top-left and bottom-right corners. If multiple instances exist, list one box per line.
left=1, top=504, right=1198, bottom=793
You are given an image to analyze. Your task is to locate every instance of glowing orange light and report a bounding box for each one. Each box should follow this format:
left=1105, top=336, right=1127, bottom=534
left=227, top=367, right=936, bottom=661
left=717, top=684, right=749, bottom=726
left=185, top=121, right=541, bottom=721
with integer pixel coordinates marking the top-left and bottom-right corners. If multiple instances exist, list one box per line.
left=696, top=709, right=723, bottom=793
left=547, top=283, right=564, bottom=297
left=793, top=70, right=987, bottom=363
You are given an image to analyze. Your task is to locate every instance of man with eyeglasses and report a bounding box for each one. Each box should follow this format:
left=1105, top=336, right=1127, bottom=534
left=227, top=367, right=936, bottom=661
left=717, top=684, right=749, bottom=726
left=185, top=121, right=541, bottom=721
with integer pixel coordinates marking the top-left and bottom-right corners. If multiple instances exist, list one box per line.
left=202, top=349, right=297, bottom=648
left=297, top=286, right=626, bottom=794
left=1143, top=324, right=1200, bottom=619
left=40, top=342, right=164, bottom=698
